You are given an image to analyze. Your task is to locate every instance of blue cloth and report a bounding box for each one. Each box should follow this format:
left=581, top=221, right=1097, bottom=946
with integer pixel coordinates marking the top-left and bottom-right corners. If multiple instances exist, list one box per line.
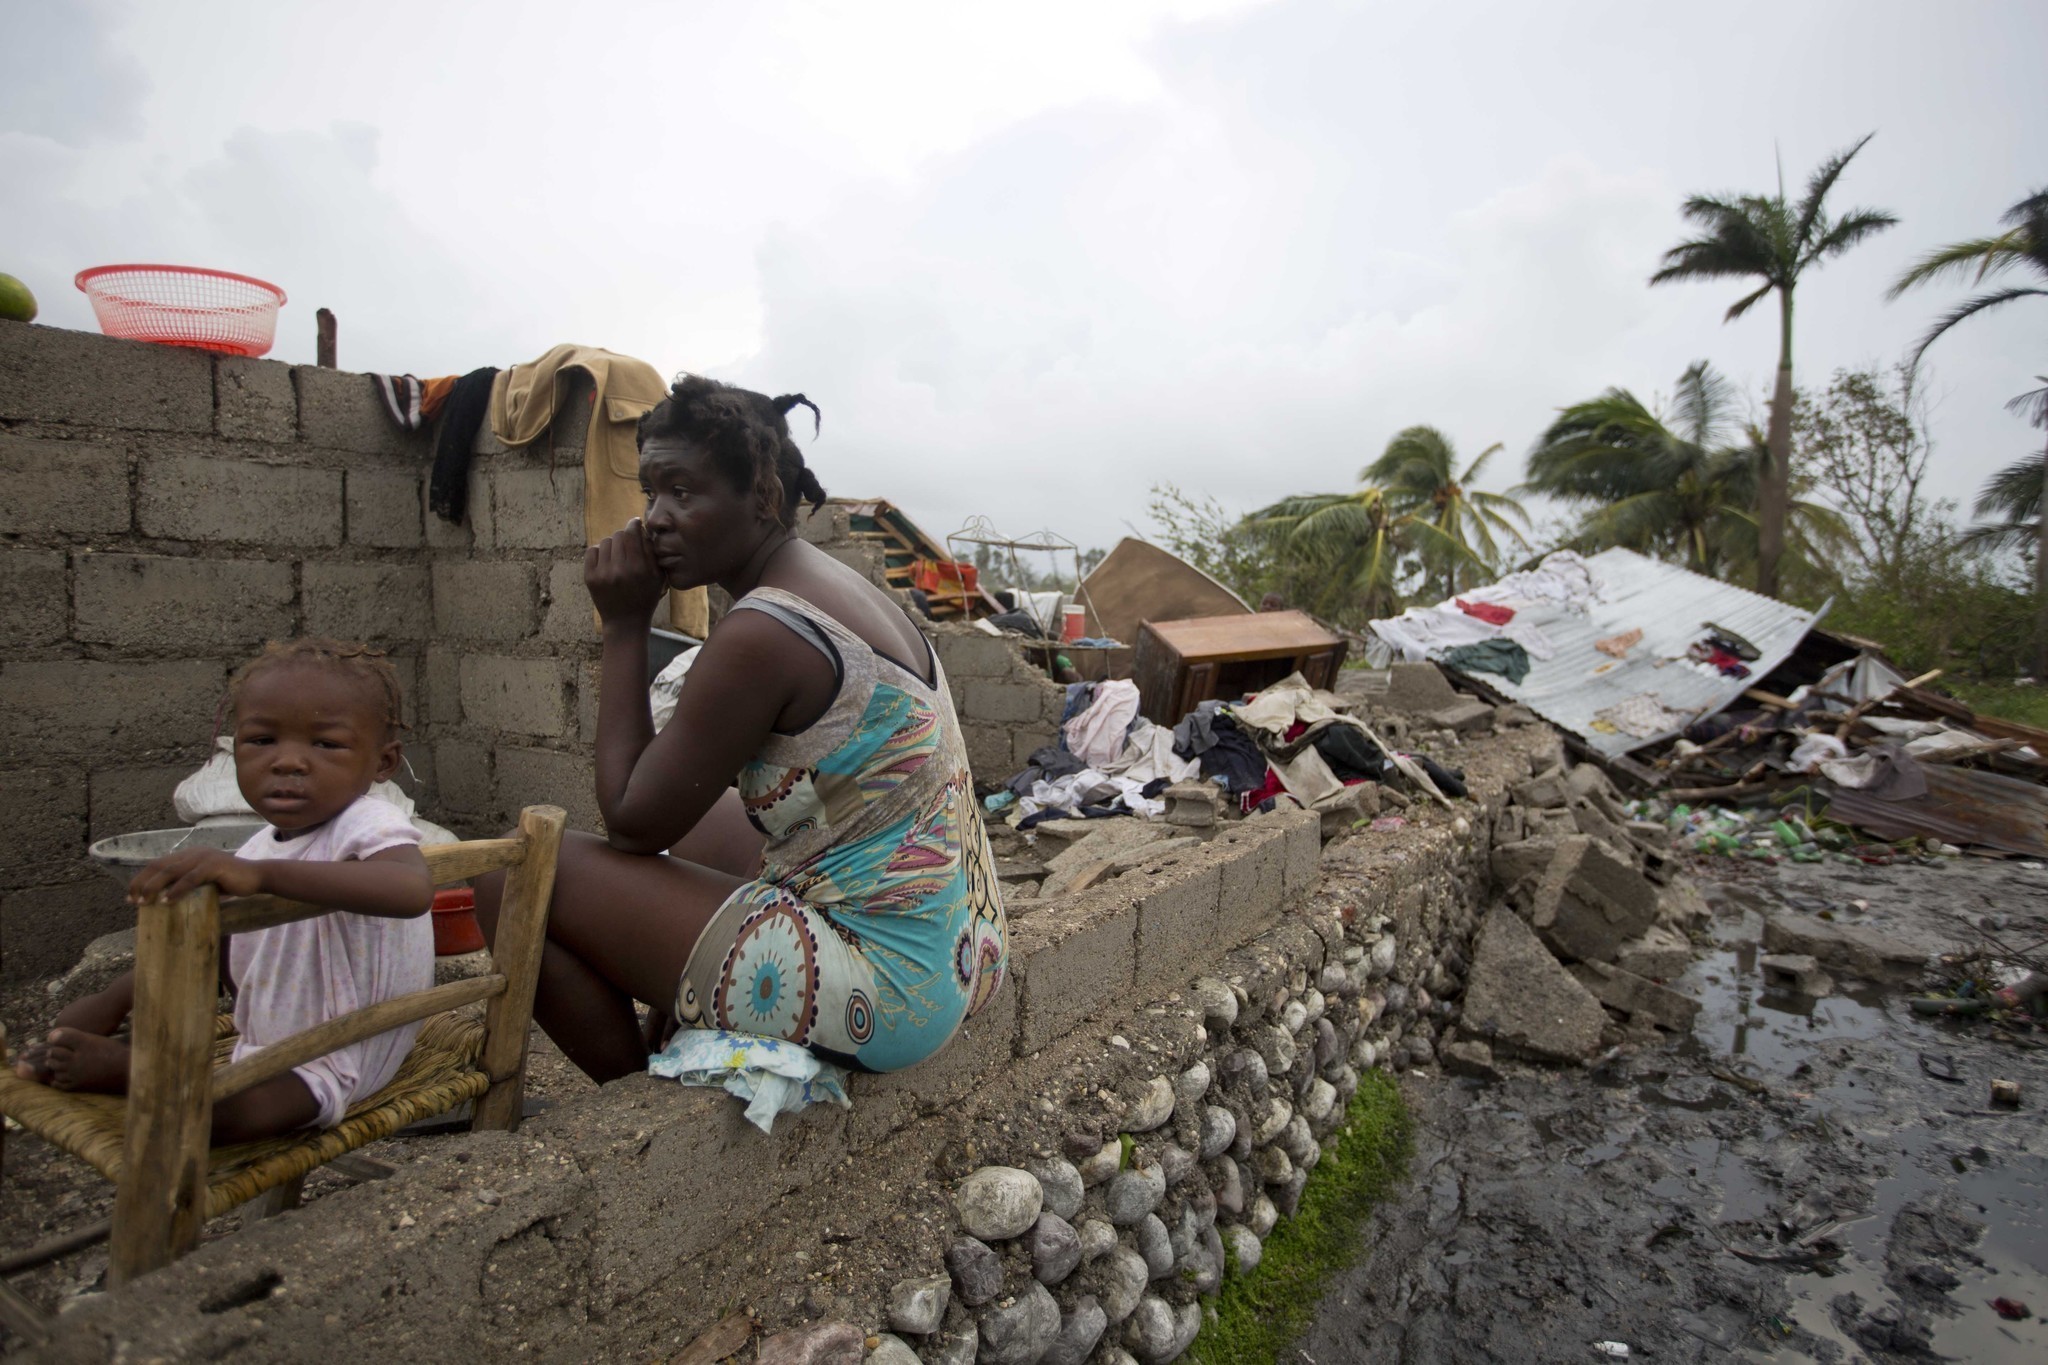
left=648, top=1028, right=852, bottom=1134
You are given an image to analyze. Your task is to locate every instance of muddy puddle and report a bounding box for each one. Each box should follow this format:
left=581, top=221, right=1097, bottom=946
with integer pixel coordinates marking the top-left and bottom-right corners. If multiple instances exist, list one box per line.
left=1299, top=860, right=2048, bottom=1364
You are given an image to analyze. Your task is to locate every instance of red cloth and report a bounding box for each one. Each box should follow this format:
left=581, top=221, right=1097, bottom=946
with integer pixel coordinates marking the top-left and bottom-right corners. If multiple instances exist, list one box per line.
left=1456, top=599, right=1514, bottom=626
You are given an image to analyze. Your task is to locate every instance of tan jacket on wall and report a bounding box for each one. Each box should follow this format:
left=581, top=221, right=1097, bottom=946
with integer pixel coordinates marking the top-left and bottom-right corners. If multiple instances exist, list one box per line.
left=488, top=344, right=709, bottom=637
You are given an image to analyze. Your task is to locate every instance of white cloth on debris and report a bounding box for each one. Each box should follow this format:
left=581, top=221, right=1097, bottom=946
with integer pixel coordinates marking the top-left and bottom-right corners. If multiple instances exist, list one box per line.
left=1102, top=719, right=1199, bottom=786
left=1230, top=673, right=1347, bottom=738
left=648, top=1028, right=851, bottom=1135
left=1789, top=733, right=1849, bottom=773
left=1016, top=768, right=1164, bottom=821
left=1064, top=679, right=1142, bottom=767
left=1455, top=551, right=1601, bottom=613
left=1594, top=693, right=1692, bottom=740
left=229, top=796, right=433, bottom=1129
left=1367, top=551, right=1595, bottom=666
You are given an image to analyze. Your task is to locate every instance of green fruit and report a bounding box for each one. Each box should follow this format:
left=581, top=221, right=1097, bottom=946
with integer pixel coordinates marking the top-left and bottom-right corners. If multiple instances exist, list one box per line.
left=0, top=273, right=36, bottom=323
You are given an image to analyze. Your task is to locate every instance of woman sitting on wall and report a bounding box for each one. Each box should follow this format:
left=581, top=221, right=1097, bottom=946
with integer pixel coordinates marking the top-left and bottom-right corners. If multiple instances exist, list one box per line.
left=477, top=377, right=1007, bottom=1082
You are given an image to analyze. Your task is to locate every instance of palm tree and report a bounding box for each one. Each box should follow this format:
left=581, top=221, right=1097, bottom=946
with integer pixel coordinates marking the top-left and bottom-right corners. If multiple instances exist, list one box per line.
left=1244, top=485, right=1445, bottom=622
left=1649, top=134, right=1896, bottom=598
left=1360, top=426, right=1531, bottom=597
left=1891, top=192, right=2048, bottom=674
left=1523, top=361, right=1847, bottom=582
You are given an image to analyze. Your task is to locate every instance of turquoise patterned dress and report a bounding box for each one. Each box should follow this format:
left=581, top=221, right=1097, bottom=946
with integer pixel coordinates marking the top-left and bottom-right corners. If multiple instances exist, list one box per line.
left=673, top=587, right=1008, bottom=1072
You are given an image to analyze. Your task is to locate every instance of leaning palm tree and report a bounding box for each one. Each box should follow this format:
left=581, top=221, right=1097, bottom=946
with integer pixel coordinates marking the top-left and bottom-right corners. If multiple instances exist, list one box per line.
left=1959, top=386, right=2048, bottom=666
left=1649, top=134, right=1896, bottom=598
left=1244, top=485, right=1462, bottom=621
left=1361, top=426, right=1531, bottom=597
left=1891, top=193, right=2048, bottom=674
left=1523, top=361, right=1847, bottom=582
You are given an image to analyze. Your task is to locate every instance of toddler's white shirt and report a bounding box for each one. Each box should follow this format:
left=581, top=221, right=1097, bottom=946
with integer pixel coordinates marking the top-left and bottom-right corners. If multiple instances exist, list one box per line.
left=230, top=795, right=433, bottom=1128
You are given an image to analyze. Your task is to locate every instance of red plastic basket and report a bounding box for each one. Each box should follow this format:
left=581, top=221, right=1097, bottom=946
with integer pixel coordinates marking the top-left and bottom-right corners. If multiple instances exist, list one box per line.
left=75, top=264, right=286, bottom=357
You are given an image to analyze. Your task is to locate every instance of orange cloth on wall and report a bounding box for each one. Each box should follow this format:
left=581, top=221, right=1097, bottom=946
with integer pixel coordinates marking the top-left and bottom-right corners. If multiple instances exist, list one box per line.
left=488, top=345, right=709, bottom=638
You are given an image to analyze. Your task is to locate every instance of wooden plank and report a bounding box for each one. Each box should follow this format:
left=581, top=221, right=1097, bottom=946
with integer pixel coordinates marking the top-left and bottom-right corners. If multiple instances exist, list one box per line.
left=472, top=806, right=566, bottom=1131
left=1140, top=610, right=1340, bottom=661
left=0, top=1278, right=51, bottom=1346
left=0, top=1219, right=111, bottom=1277
left=217, top=894, right=326, bottom=935
left=109, top=886, right=221, bottom=1286
left=209, top=976, right=506, bottom=1102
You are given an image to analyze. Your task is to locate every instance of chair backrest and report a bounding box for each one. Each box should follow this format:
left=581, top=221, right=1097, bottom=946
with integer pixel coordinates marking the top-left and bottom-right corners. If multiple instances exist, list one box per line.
left=108, top=805, right=566, bottom=1286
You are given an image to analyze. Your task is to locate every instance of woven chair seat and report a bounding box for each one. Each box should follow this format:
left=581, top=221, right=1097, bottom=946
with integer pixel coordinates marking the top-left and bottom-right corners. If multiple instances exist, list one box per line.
left=0, top=1010, right=487, bottom=1220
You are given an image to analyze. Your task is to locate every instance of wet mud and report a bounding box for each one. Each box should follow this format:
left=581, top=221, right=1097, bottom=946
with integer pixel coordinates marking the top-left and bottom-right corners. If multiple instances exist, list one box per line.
left=1299, top=858, right=2048, bottom=1364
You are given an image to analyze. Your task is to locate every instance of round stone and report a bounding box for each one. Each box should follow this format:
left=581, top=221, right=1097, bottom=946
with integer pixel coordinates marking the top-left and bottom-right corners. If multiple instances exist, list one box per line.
left=1252, top=1143, right=1293, bottom=1187
left=955, top=1166, right=1043, bottom=1241
left=1061, top=1126, right=1103, bottom=1161
left=1221, top=1047, right=1269, bottom=1099
left=1211, top=1156, right=1245, bottom=1216
left=1223, top=1224, right=1263, bottom=1274
left=1191, top=977, right=1238, bottom=1031
left=1122, top=1295, right=1176, bottom=1364
left=1257, top=1025, right=1297, bottom=1076
left=1314, top=1017, right=1341, bottom=1069
left=1351, top=1037, right=1380, bottom=1071
left=1198, top=1105, right=1237, bottom=1160
left=978, top=1281, right=1061, bottom=1365
left=1030, top=1158, right=1085, bottom=1222
left=885, top=1274, right=950, bottom=1336
left=1077, top=1139, right=1122, bottom=1188
left=1318, top=964, right=1350, bottom=996
left=1302, top=988, right=1326, bottom=1025
left=1122, top=1075, right=1175, bottom=1133
left=1094, top=1246, right=1149, bottom=1323
left=1301, top=1077, right=1338, bottom=1127
left=1039, top=1295, right=1108, bottom=1365
left=1159, top=1144, right=1195, bottom=1186
left=945, top=1236, right=1003, bottom=1307
left=1249, top=1192, right=1279, bottom=1237
left=1029, top=1212, right=1083, bottom=1286
left=1077, top=1217, right=1117, bottom=1261
left=866, top=1334, right=920, bottom=1365
left=1369, top=937, right=1397, bottom=976
left=1191, top=1226, right=1225, bottom=1293
left=1253, top=1096, right=1292, bottom=1145
left=1274, top=1168, right=1309, bottom=1217
left=1137, top=1213, right=1174, bottom=1278
left=1173, top=1061, right=1211, bottom=1109
left=1103, top=1164, right=1165, bottom=1226
left=1280, top=999, right=1308, bottom=1034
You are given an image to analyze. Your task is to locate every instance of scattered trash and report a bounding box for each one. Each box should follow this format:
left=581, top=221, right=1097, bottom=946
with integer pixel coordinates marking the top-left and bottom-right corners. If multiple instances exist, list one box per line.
left=1591, top=1343, right=1630, bottom=1359
left=1990, top=1078, right=2022, bottom=1107
left=1369, top=816, right=1408, bottom=833
left=1989, top=1297, right=2032, bottom=1320
left=1917, top=1053, right=1963, bottom=1084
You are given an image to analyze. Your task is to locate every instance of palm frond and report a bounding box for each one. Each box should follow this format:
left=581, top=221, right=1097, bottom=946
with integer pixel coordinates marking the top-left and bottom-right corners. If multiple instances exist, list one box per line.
left=1723, top=280, right=1775, bottom=323
left=1803, top=206, right=1899, bottom=267
left=1886, top=232, right=2037, bottom=297
left=1671, top=360, right=1738, bottom=448
left=1906, top=286, right=2048, bottom=370
left=2004, top=380, right=2048, bottom=429
left=1793, top=132, right=1877, bottom=245
left=1972, top=453, right=2046, bottom=523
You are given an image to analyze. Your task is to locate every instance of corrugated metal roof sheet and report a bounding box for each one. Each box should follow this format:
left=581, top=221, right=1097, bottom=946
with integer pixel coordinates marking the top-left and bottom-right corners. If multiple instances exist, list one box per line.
left=1438, top=549, right=1823, bottom=757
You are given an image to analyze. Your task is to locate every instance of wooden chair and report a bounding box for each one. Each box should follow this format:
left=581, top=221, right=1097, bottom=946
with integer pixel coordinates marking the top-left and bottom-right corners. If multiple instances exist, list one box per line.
left=0, top=805, right=564, bottom=1286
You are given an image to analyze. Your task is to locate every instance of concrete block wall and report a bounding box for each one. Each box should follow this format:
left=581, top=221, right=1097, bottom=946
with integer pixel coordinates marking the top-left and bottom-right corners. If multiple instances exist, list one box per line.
left=925, top=623, right=1064, bottom=783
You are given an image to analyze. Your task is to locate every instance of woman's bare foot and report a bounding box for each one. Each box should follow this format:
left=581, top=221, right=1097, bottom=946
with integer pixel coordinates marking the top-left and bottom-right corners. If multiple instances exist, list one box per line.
left=42, top=1028, right=131, bottom=1094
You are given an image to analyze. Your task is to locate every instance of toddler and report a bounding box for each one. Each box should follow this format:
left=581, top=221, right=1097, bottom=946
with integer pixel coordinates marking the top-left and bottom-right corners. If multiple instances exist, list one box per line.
left=13, top=640, right=435, bottom=1144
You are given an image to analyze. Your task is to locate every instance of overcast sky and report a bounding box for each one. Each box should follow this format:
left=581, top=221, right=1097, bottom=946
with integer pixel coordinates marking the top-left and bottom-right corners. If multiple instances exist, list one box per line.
left=5, top=0, right=2043, bottom=562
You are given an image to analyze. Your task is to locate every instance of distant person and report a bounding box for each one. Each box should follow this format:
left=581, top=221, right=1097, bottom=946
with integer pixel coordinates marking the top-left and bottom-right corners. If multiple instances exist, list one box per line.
left=475, top=377, right=1008, bottom=1083
left=15, top=640, right=434, bottom=1143
left=1258, top=592, right=1288, bottom=612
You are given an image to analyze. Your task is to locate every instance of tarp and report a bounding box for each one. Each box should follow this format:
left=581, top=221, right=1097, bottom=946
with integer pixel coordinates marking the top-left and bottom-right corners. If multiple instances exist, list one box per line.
left=1371, top=548, right=1824, bottom=758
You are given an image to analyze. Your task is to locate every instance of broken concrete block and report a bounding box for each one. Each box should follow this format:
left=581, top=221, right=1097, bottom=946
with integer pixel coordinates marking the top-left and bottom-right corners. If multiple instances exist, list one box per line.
left=1615, top=924, right=1692, bottom=980
left=1162, top=781, right=1222, bottom=829
left=1441, top=1038, right=1502, bottom=1082
left=1528, top=836, right=1659, bottom=964
left=1654, top=880, right=1710, bottom=932
left=1568, top=960, right=1701, bottom=1031
left=1529, top=808, right=1579, bottom=839
left=1314, top=784, right=1378, bottom=840
left=1489, top=837, right=1559, bottom=891
left=1426, top=699, right=1495, bottom=735
left=1624, top=819, right=1672, bottom=853
left=1761, top=916, right=1923, bottom=981
left=1385, top=662, right=1461, bottom=714
left=1759, top=952, right=1834, bottom=997
left=1569, top=799, right=1638, bottom=861
left=1459, top=907, right=1607, bottom=1064
left=1496, top=703, right=1541, bottom=727
left=1511, top=772, right=1570, bottom=811
left=1039, top=836, right=1201, bottom=899
left=1564, top=763, right=1620, bottom=806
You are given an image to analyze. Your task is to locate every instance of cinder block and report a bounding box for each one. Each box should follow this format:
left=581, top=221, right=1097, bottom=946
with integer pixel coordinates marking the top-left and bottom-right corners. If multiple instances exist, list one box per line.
left=1010, top=725, right=1058, bottom=770
left=2, top=658, right=224, bottom=754
left=1213, top=824, right=1288, bottom=948
left=576, top=659, right=602, bottom=743
left=1132, top=858, right=1223, bottom=1001
left=495, top=745, right=598, bottom=831
left=1271, top=807, right=1321, bottom=900
left=458, top=655, right=567, bottom=737
left=137, top=455, right=342, bottom=546
left=963, top=724, right=1014, bottom=785
left=302, top=561, right=430, bottom=642
left=433, top=738, right=494, bottom=815
left=1384, top=662, right=1460, bottom=714
left=87, top=763, right=194, bottom=843
left=1, top=549, right=68, bottom=647
left=345, top=467, right=424, bottom=548
left=490, top=466, right=583, bottom=550
left=1011, top=889, right=1137, bottom=1054
left=433, top=560, right=538, bottom=641
left=0, top=767, right=88, bottom=882
left=1528, top=836, right=1658, bottom=964
left=0, top=321, right=212, bottom=433
left=423, top=647, right=461, bottom=726
left=2, top=876, right=129, bottom=985
left=540, top=557, right=596, bottom=642
left=933, top=633, right=1019, bottom=680
left=965, top=680, right=1043, bottom=724
left=214, top=355, right=297, bottom=442
left=0, top=436, right=130, bottom=535
left=845, top=981, right=1017, bottom=1153
left=422, top=469, right=492, bottom=551
left=793, top=502, right=850, bottom=546
left=293, top=366, right=425, bottom=457
left=74, top=553, right=294, bottom=652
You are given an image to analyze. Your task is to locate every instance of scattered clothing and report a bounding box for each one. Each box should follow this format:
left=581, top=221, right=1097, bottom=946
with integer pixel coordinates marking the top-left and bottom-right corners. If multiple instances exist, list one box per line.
left=1594, top=693, right=1692, bottom=739
left=1688, top=642, right=1751, bottom=679
left=1456, top=599, right=1515, bottom=626
left=1594, top=628, right=1643, bottom=659
left=230, top=795, right=433, bottom=1130
left=1172, top=700, right=1232, bottom=759
left=1442, top=639, right=1531, bottom=685
left=1006, top=745, right=1086, bottom=797
left=1195, top=717, right=1269, bottom=796
left=1101, top=718, right=1199, bottom=787
left=426, top=366, right=500, bottom=525
left=1064, top=678, right=1141, bottom=767
left=648, top=1028, right=851, bottom=1135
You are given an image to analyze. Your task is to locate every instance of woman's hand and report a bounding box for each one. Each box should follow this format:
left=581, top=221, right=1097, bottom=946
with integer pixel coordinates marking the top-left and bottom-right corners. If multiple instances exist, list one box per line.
left=128, top=849, right=267, bottom=904
left=585, top=518, right=666, bottom=626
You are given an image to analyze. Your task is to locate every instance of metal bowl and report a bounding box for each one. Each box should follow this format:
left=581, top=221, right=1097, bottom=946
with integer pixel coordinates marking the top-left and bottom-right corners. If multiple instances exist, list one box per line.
left=87, top=824, right=264, bottom=888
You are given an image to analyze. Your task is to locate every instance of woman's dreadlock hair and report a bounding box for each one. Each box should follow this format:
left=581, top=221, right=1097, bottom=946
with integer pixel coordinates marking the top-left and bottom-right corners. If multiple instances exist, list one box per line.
left=228, top=639, right=406, bottom=739
left=635, top=375, right=826, bottom=526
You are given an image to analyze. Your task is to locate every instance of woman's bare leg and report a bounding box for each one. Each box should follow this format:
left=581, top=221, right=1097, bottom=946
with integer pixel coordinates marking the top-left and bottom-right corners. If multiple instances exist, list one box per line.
left=476, top=820, right=744, bottom=1084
